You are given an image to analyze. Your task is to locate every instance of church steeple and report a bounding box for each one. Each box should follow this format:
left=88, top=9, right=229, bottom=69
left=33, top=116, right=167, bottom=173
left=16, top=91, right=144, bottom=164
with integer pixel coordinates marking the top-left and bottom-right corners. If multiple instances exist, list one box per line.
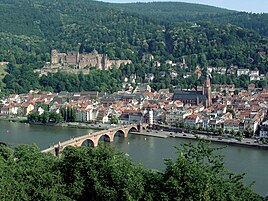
left=203, top=71, right=212, bottom=107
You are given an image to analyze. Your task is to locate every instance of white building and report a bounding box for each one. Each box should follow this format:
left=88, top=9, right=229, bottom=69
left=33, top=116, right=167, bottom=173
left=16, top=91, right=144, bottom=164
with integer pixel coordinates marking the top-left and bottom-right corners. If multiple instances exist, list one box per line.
left=237, top=69, right=250, bottom=76
left=165, top=109, right=192, bottom=125
left=184, top=114, right=200, bottom=128
left=250, top=70, right=259, bottom=77
left=170, top=71, right=178, bottom=79
left=76, top=108, right=92, bottom=122
left=223, top=119, right=240, bottom=132
left=145, top=73, right=155, bottom=82
left=149, top=110, right=154, bottom=125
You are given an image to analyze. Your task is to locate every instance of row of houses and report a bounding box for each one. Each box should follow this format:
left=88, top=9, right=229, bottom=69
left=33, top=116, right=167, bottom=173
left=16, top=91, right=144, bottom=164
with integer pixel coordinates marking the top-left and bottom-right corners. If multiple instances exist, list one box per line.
left=1, top=85, right=268, bottom=137
left=208, top=66, right=265, bottom=81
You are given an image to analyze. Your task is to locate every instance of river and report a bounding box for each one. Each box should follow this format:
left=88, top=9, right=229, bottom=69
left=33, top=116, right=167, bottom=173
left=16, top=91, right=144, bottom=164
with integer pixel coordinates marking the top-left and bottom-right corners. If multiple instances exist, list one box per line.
left=0, top=121, right=267, bottom=196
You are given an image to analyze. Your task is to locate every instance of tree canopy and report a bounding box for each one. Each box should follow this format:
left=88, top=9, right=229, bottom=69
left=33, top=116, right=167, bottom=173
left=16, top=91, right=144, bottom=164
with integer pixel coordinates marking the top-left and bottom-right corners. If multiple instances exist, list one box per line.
left=0, top=140, right=263, bottom=200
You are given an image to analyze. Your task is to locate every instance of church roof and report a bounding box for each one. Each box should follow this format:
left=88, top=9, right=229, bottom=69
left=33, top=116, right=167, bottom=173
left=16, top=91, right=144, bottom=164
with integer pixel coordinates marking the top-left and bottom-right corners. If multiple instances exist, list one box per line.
left=172, top=90, right=207, bottom=101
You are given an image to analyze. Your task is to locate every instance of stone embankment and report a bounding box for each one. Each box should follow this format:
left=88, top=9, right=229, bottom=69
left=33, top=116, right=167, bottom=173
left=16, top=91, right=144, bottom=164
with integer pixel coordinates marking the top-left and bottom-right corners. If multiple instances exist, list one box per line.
left=131, top=130, right=268, bottom=150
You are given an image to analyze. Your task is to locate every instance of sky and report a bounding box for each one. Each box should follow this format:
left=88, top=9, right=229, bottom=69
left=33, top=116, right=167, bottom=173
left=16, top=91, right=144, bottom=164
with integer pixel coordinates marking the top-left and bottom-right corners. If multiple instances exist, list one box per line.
left=101, top=0, right=268, bottom=13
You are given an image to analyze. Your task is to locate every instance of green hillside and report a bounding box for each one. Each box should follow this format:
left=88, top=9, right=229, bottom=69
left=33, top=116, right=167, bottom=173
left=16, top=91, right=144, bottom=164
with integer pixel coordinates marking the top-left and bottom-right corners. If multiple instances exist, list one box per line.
left=0, top=0, right=165, bottom=63
left=111, top=2, right=268, bottom=37
left=0, top=0, right=268, bottom=94
left=0, top=63, right=7, bottom=88
left=110, top=2, right=235, bottom=22
left=166, top=22, right=268, bottom=72
left=204, top=12, right=268, bottom=37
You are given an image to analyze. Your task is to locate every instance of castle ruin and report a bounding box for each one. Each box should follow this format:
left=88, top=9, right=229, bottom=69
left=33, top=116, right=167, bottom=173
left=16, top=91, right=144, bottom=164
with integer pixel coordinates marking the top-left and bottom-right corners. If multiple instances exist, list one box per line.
left=35, top=49, right=132, bottom=76
left=50, top=49, right=131, bottom=70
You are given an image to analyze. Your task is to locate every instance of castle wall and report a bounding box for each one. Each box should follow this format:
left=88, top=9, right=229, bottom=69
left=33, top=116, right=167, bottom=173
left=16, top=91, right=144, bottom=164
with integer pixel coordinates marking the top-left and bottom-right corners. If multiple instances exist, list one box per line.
left=49, top=50, right=131, bottom=71
left=66, top=51, right=78, bottom=65
left=109, top=60, right=132, bottom=68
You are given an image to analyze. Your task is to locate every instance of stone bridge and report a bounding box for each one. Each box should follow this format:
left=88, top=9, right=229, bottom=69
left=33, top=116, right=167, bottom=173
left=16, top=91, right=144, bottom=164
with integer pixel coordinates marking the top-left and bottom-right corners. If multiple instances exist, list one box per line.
left=42, top=124, right=148, bottom=157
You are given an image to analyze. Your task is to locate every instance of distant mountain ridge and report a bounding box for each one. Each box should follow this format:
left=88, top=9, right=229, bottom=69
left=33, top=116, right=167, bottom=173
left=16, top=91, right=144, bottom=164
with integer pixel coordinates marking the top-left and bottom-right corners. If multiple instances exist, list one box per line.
left=110, top=1, right=268, bottom=36
left=109, top=1, right=235, bottom=22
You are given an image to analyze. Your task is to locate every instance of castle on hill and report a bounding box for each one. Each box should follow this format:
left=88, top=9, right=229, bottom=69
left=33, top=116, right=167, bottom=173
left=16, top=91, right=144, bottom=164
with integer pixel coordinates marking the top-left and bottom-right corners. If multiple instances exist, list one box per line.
left=50, top=49, right=131, bottom=70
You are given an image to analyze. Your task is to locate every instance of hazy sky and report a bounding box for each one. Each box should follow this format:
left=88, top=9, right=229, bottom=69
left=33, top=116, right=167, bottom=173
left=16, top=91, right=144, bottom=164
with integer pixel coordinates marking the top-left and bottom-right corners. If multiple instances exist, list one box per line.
left=101, top=0, right=268, bottom=13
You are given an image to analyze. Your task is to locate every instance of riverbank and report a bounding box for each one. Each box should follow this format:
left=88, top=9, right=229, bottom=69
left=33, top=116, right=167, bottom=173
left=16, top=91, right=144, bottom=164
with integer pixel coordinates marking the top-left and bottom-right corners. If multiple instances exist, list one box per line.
left=0, top=117, right=27, bottom=123
left=0, top=118, right=106, bottom=131
left=27, top=122, right=105, bottom=131
left=130, top=131, right=168, bottom=138
left=131, top=130, right=268, bottom=150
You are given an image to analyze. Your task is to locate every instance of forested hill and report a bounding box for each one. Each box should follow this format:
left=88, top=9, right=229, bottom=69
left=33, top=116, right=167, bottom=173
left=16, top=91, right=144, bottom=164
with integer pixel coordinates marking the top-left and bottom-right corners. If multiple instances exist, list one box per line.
left=205, top=12, right=268, bottom=37
left=109, top=2, right=234, bottom=22
left=0, top=0, right=268, bottom=94
left=0, top=0, right=267, bottom=64
left=0, top=0, right=165, bottom=63
left=0, top=1, right=234, bottom=38
left=111, top=2, right=268, bottom=36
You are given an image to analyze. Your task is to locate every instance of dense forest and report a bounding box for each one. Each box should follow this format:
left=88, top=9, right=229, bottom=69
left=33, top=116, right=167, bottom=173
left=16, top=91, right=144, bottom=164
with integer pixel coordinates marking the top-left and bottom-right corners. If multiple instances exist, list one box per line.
left=0, top=140, right=264, bottom=200
left=113, top=2, right=268, bottom=36
left=110, top=2, right=234, bottom=24
left=0, top=0, right=268, bottom=95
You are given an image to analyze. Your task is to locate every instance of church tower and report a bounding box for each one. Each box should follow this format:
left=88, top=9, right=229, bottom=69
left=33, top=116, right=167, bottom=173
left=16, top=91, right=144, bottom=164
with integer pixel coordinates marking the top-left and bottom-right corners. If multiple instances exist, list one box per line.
left=203, top=73, right=212, bottom=107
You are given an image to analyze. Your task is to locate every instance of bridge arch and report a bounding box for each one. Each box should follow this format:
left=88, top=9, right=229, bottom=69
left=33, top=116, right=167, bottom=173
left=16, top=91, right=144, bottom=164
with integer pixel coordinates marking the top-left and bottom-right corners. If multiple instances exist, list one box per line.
left=97, top=133, right=112, bottom=145
left=80, top=139, right=95, bottom=147
left=127, top=126, right=138, bottom=135
left=142, top=124, right=149, bottom=130
left=114, top=129, right=127, bottom=138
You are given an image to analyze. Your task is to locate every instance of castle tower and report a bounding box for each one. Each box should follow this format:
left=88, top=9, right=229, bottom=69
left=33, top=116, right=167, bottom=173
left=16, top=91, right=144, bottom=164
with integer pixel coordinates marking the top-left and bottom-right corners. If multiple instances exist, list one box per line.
left=203, top=73, right=212, bottom=107
left=51, top=49, right=58, bottom=65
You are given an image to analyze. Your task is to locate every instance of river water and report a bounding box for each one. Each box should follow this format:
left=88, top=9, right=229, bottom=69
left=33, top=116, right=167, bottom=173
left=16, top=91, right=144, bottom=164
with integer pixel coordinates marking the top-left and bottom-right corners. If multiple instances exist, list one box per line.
left=0, top=121, right=267, bottom=196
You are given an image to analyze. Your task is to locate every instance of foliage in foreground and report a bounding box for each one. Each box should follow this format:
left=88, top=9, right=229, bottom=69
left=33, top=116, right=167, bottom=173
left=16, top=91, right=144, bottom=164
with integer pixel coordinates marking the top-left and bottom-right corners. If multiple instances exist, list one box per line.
left=0, top=141, right=264, bottom=200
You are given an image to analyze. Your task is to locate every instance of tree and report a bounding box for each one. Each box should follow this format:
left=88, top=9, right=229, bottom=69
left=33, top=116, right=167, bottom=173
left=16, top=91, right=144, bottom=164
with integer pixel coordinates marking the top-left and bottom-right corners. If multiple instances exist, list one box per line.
left=40, top=103, right=49, bottom=111
left=40, top=111, right=50, bottom=123
left=27, top=112, right=39, bottom=123
left=0, top=142, right=262, bottom=200
left=161, top=139, right=262, bottom=200
left=110, top=115, right=119, bottom=124
left=218, top=128, right=224, bottom=135
left=0, top=145, right=69, bottom=200
left=193, top=125, right=197, bottom=134
left=226, top=108, right=235, bottom=118
left=236, top=131, right=244, bottom=141
left=49, top=112, right=63, bottom=123
left=60, top=107, right=76, bottom=122
left=60, top=145, right=146, bottom=200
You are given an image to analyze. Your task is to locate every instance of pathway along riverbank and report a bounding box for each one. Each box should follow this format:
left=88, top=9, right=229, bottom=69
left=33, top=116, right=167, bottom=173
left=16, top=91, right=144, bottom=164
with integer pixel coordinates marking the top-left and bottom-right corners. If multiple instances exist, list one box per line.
left=131, top=130, right=268, bottom=150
